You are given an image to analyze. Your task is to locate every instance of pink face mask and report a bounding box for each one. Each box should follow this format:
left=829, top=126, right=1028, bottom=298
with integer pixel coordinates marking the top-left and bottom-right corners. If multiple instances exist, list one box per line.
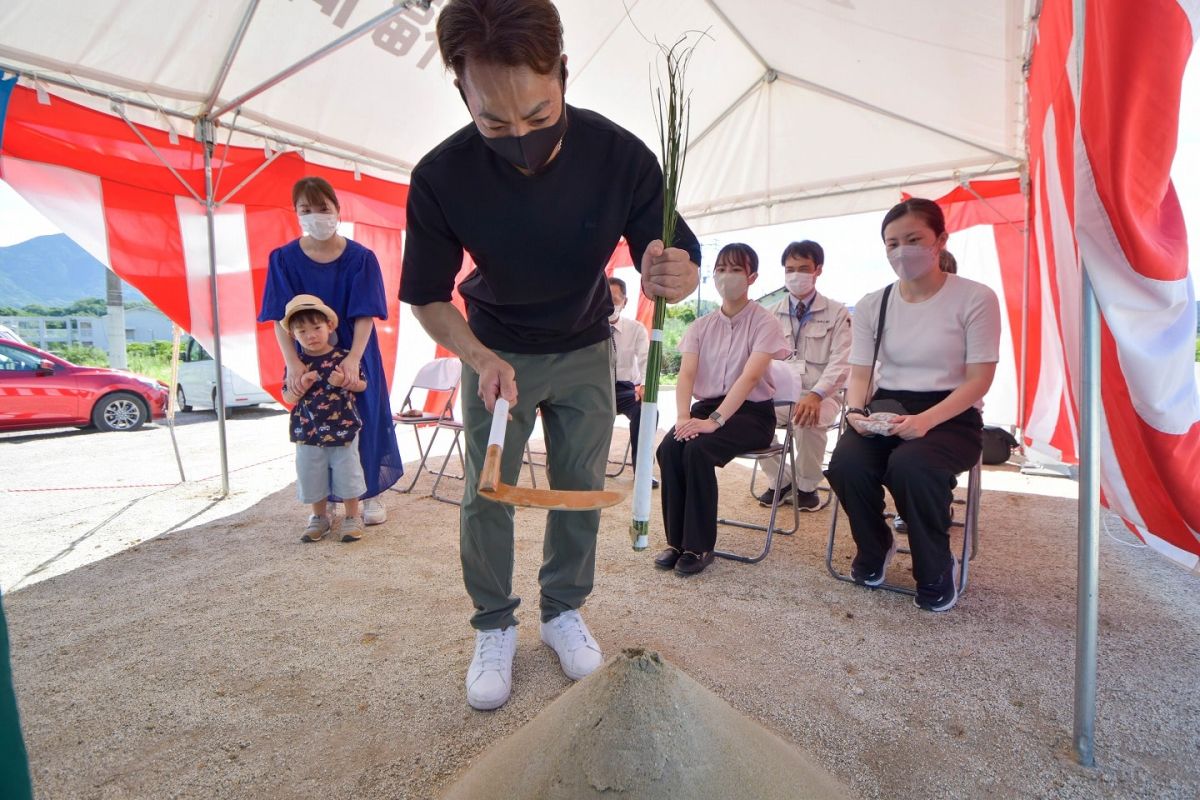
left=886, top=245, right=938, bottom=282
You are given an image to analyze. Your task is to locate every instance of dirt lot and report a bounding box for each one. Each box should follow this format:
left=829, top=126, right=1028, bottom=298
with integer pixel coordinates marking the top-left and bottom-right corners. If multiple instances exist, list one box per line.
left=1, top=409, right=1198, bottom=799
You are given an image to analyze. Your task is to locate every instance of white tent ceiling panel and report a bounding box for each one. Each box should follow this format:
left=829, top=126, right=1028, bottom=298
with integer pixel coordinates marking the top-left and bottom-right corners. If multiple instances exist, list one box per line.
left=0, top=0, right=1032, bottom=228
left=0, top=1, right=241, bottom=101
left=560, top=0, right=766, bottom=158
left=680, top=76, right=1015, bottom=233
left=720, top=0, right=1025, bottom=157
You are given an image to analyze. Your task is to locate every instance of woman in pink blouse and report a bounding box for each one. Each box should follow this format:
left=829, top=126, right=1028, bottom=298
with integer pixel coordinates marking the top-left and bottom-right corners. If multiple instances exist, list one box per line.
left=655, top=244, right=789, bottom=575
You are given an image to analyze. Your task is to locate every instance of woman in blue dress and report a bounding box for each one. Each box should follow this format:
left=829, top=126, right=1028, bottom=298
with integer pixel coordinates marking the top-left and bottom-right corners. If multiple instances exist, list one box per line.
left=259, top=177, right=404, bottom=524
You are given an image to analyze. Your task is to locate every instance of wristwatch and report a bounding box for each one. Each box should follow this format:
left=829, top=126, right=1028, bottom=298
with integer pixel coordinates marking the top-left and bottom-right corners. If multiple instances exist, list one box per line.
left=708, top=411, right=725, bottom=427
left=846, top=407, right=868, bottom=417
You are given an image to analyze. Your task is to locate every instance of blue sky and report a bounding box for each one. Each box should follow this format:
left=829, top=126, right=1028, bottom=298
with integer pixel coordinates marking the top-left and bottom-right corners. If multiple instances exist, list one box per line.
left=2, top=54, right=1198, bottom=307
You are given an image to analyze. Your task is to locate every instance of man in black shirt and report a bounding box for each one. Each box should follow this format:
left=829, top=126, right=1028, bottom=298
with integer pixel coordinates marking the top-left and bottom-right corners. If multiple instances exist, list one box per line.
left=401, top=0, right=701, bottom=711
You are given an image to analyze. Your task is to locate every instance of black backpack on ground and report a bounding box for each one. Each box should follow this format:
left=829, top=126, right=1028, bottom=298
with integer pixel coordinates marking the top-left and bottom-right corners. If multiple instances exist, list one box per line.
left=981, top=426, right=1019, bottom=465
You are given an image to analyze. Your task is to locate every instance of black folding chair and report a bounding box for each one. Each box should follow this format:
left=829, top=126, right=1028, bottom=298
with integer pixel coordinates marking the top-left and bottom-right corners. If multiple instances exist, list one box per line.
left=824, top=456, right=983, bottom=596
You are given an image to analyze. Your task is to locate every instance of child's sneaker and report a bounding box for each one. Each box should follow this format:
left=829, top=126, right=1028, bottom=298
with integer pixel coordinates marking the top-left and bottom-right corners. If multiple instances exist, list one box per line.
left=340, top=515, right=365, bottom=542
left=301, top=514, right=331, bottom=542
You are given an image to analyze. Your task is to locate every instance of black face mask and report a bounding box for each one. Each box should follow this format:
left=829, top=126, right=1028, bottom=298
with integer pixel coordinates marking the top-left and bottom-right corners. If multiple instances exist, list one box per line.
left=478, top=106, right=567, bottom=173
left=460, top=64, right=569, bottom=173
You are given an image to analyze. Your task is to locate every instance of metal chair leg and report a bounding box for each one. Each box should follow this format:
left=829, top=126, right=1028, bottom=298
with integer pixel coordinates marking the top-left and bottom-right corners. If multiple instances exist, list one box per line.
left=431, top=429, right=466, bottom=506
left=827, top=457, right=982, bottom=597
left=392, top=424, right=440, bottom=494
left=606, top=439, right=631, bottom=478
left=716, top=427, right=801, bottom=564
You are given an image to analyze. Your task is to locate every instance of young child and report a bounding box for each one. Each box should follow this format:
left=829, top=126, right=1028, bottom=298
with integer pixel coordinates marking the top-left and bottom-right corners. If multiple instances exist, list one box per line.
left=280, top=294, right=369, bottom=543
left=655, top=243, right=789, bottom=575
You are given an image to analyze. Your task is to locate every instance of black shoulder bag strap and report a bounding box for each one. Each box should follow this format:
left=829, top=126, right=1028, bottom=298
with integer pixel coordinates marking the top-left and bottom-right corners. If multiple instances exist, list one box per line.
left=866, top=283, right=894, bottom=403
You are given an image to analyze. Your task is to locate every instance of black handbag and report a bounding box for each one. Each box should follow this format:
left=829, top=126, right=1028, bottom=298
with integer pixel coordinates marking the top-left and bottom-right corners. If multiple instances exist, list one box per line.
left=865, top=284, right=907, bottom=416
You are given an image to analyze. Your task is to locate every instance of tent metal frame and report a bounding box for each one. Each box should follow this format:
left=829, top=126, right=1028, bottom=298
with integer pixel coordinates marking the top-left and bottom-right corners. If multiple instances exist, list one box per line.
left=0, top=0, right=1107, bottom=768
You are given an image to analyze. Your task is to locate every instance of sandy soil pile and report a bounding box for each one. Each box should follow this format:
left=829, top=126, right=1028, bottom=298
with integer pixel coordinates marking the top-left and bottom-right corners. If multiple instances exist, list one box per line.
left=445, top=647, right=849, bottom=799
left=3, top=423, right=1199, bottom=799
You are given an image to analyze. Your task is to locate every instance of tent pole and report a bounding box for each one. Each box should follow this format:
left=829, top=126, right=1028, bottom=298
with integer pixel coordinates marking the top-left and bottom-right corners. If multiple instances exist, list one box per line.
left=202, top=0, right=261, bottom=115
left=200, top=116, right=231, bottom=498
left=211, top=0, right=431, bottom=120
left=1072, top=0, right=1098, bottom=769
left=1019, top=164, right=1031, bottom=443
left=1075, top=268, right=1101, bottom=767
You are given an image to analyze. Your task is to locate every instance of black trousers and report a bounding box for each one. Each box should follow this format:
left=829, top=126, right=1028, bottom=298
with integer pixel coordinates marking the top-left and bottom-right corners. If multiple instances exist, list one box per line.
left=614, top=380, right=643, bottom=457
left=825, top=389, right=982, bottom=587
left=657, top=397, right=776, bottom=554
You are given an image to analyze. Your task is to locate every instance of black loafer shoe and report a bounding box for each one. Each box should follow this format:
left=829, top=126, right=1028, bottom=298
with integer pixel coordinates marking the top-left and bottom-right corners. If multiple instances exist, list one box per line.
left=653, top=547, right=681, bottom=570
left=674, top=550, right=714, bottom=575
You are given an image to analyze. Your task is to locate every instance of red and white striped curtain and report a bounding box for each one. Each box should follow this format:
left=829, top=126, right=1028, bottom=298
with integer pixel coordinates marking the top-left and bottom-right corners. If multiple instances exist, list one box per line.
left=0, top=85, right=413, bottom=405
left=1026, top=0, right=1200, bottom=568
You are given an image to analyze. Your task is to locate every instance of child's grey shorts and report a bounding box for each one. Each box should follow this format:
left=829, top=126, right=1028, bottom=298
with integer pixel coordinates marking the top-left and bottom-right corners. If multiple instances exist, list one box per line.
left=295, top=437, right=366, bottom=503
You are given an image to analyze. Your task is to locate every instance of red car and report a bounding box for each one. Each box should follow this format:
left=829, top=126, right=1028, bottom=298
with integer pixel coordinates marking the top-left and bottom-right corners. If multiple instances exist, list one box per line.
left=0, top=339, right=168, bottom=433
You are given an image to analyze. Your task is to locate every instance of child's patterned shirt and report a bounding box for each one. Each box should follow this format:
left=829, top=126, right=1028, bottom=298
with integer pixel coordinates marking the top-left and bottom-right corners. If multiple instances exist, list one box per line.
left=288, top=347, right=364, bottom=446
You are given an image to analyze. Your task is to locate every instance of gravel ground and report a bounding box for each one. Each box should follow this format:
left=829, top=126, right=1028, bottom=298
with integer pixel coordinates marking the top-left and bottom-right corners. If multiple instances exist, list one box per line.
left=1, top=410, right=1198, bottom=799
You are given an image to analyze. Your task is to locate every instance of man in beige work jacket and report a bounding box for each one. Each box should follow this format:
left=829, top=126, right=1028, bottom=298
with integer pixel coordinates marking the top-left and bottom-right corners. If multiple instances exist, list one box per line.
left=757, top=240, right=852, bottom=510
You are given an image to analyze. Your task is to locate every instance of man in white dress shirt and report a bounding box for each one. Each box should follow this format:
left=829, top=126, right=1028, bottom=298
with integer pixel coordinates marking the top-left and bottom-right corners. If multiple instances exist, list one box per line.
left=609, top=277, right=657, bottom=488
left=757, top=241, right=851, bottom=510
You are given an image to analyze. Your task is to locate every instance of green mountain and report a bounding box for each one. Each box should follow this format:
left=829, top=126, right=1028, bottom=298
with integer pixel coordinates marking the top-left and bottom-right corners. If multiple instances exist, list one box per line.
left=0, top=233, right=145, bottom=308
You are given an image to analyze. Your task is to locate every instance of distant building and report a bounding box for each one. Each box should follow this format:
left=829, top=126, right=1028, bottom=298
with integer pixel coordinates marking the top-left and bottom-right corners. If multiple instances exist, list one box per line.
left=0, top=307, right=172, bottom=353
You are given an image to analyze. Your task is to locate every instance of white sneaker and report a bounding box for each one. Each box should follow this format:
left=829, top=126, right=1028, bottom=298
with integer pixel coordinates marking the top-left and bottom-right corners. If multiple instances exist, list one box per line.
left=362, top=497, right=387, bottom=525
left=465, top=627, right=517, bottom=711
left=540, top=609, right=603, bottom=681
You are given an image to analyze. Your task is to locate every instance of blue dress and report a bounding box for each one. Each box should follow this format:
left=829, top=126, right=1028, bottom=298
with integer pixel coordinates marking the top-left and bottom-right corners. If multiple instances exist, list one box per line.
left=259, top=238, right=404, bottom=499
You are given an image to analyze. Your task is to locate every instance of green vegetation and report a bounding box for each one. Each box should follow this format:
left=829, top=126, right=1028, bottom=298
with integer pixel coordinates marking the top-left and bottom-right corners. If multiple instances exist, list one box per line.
left=0, top=298, right=157, bottom=317
left=126, top=341, right=177, bottom=384
left=658, top=300, right=717, bottom=382
left=55, top=344, right=109, bottom=366
left=0, top=298, right=108, bottom=317
left=48, top=340, right=176, bottom=384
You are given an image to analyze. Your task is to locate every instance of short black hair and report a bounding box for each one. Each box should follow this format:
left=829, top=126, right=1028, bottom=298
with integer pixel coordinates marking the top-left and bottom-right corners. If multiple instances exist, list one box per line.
left=715, top=243, right=759, bottom=274
left=608, top=276, right=627, bottom=298
left=287, top=309, right=331, bottom=330
left=781, top=240, right=824, bottom=268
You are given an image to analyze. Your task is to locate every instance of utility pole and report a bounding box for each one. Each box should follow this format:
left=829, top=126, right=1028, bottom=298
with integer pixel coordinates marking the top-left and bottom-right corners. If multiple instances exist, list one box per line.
left=104, top=268, right=127, bottom=369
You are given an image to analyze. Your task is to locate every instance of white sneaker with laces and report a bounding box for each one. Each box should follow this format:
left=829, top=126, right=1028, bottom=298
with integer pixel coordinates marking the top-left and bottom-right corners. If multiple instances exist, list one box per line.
left=465, top=627, right=517, bottom=711
left=362, top=496, right=387, bottom=525
left=540, top=609, right=603, bottom=681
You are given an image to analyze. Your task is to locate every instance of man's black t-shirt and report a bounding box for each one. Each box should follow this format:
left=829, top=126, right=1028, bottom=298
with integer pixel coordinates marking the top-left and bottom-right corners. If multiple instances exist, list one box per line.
left=399, top=105, right=703, bottom=355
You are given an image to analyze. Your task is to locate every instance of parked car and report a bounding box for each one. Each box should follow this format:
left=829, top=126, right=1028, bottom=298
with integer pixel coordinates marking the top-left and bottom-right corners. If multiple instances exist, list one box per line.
left=0, top=339, right=167, bottom=432
left=176, top=336, right=275, bottom=412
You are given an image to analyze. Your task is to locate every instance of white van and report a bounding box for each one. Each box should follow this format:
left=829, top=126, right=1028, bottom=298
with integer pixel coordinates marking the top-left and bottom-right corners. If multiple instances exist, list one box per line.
left=176, top=336, right=275, bottom=411
left=0, top=323, right=26, bottom=344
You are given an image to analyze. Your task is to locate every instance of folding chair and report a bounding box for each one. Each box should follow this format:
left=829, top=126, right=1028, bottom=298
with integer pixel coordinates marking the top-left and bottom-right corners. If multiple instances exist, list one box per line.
left=430, top=413, right=541, bottom=507
left=824, top=455, right=983, bottom=597
left=391, top=358, right=461, bottom=494
left=606, top=439, right=632, bottom=478
left=746, top=388, right=846, bottom=512
left=714, top=362, right=804, bottom=564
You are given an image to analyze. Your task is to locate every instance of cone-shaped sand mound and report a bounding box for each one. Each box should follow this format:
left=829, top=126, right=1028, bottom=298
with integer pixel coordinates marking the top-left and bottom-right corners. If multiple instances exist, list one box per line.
left=444, top=648, right=851, bottom=799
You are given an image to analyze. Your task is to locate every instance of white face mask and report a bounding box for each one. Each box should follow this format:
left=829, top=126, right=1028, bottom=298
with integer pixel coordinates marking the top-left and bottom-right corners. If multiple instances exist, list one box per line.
left=714, top=271, right=749, bottom=301
left=299, top=212, right=339, bottom=241
left=887, top=244, right=938, bottom=282
left=784, top=272, right=815, bottom=298
left=608, top=303, right=624, bottom=324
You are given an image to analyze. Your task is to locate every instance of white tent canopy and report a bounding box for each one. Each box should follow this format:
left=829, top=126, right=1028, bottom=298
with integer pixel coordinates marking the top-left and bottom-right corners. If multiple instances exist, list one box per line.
left=0, top=0, right=1029, bottom=233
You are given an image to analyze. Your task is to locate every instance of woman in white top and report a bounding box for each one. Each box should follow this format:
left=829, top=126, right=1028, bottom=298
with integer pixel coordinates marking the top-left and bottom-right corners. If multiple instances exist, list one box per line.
left=825, top=199, right=1001, bottom=612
